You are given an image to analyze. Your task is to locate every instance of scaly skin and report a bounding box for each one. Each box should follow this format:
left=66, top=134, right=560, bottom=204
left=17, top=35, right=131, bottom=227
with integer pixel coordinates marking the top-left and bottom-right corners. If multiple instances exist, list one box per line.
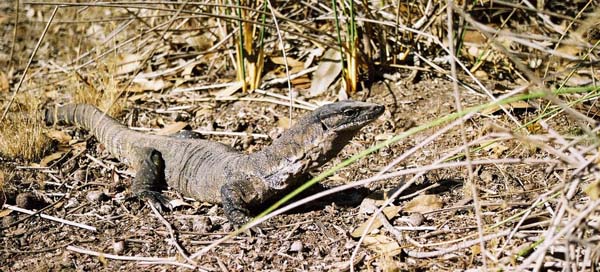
left=45, top=101, right=384, bottom=224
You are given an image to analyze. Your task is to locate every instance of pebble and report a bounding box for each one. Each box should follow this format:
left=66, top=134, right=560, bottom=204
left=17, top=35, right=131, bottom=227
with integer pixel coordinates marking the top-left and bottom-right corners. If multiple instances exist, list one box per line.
left=289, top=240, right=303, bottom=252
left=64, top=198, right=80, bottom=209
left=192, top=217, right=212, bottom=233
left=112, top=240, right=125, bottom=254
left=408, top=212, right=425, bottom=226
left=86, top=190, right=108, bottom=203
left=98, top=204, right=113, bottom=214
left=15, top=192, right=46, bottom=209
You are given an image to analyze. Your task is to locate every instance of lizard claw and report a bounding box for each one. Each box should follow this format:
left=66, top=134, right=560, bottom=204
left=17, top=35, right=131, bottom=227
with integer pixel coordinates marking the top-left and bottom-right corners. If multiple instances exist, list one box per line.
left=137, top=190, right=172, bottom=212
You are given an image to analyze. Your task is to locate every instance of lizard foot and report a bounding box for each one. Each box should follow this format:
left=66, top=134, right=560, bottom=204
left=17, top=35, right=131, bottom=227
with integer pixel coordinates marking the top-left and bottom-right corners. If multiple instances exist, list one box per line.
left=224, top=207, right=254, bottom=225
left=130, top=147, right=171, bottom=212
left=221, top=183, right=254, bottom=225
left=136, top=190, right=172, bottom=213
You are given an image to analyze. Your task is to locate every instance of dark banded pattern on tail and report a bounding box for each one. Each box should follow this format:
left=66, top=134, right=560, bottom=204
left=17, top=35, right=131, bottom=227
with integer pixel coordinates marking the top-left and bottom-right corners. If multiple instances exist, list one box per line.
left=44, top=104, right=133, bottom=159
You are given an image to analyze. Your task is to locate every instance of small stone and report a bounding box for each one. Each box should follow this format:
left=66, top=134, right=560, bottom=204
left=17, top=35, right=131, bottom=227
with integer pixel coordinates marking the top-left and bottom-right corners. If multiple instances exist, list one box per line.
left=2, top=214, right=16, bottom=228
left=408, top=212, right=425, bottom=226
left=221, top=222, right=233, bottom=232
left=86, top=190, right=108, bottom=203
left=289, top=240, right=303, bottom=252
left=112, top=240, right=125, bottom=254
left=359, top=198, right=376, bottom=214
left=16, top=192, right=46, bottom=209
left=60, top=252, right=75, bottom=268
left=64, top=197, right=80, bottom=209
left=73, top=170, right=86, bottom=182
left=192, top=217, right=212, bottom=233
left=467, top=46, right=480, bottom=57
left=474, top=70, right=488, bottom=80
left=98, top=204, right=113, bottom=214
left=344, top=240, right=356, bottom=249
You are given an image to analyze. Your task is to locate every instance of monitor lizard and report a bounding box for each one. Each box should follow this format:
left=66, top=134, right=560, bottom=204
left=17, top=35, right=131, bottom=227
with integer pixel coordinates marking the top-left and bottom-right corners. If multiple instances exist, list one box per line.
left=45, top=100, right=384, bottom=224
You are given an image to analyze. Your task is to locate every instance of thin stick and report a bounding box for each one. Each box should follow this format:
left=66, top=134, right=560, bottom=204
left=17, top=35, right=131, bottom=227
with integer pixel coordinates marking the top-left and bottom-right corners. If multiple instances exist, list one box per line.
left=446, top=2, right=487, bottom=268
left=1, top=6, right=59, bottom=122
left=8, top=0, right=19, bottom=70
left=148, top=202, right=197, bottom=266
left=66, top=245, right=197, bottom=269
left=182, top=96, right=315, bottom=111
left=3, top=204, right=97, bottom=232
left=406, top=230, right=511, bottom=258
left=265, top=0, right=294, bottom=125
left=516, top=199, right=600, bottom=270
left=254, top=88, right=317, bottom=109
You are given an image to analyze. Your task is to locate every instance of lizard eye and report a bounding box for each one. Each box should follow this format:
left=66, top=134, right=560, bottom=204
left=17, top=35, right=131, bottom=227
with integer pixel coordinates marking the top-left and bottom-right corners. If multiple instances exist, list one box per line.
left=343, top=108, right=359, bottom=117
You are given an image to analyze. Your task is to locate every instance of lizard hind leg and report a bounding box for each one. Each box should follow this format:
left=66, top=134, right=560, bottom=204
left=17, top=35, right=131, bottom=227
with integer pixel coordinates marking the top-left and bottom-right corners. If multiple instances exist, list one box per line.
left=131, top=147, right=172, bottom=212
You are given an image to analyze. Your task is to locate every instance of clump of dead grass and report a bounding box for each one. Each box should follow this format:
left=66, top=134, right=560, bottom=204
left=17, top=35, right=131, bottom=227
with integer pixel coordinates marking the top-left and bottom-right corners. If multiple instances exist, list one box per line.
left=69, top=68, right=125, bottom=118
left=0, top=93, right=53, bottom=162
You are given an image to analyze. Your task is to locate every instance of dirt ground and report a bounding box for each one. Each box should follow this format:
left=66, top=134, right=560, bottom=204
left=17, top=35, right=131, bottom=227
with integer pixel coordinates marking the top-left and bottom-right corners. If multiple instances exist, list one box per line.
left=1, top=1, right=599, bottom=271
left=0, top=77, right=571, bottom=271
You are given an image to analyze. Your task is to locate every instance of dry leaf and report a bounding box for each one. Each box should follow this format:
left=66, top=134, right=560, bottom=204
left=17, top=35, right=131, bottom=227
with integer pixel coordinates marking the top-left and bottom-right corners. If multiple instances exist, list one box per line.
left=482, top=141, right=509, bottom=158
left=86, top=24, right=106, bottom=42
left=403, top=194, right=443, bottom=213
left=309, top=48, right=342, bottom=97
left=154, top=122, right=189, bottom=136
left=185, top=33, right=213, bottom=51
left=363, top=235, right=402, bottom=257
left=562, top=74, right=593, bottom=87
left=46, top=129, right=72, bottom=144
left=71, top=141, right=87, bottom=152
left=116, top=54, right=143, bottom=75
left=127, top=93, right=150, bottom=102
left=271, top=56, right=304, bottom=67
left=215, top=82, right=243, bottom=97
left=584, top=180, right=600, bottom=200
left=463, top=30, right=486, bottom=44
left=132, top=77, right=171, bottom=91
left=277, top=116, right=291, bottom=129
left=40, top=151, right=66, bottom=167
left=482, top=101, right=533, bottom=115
left=351, top=206, right=401, bottom=238
left=0, top=209, right=12, bottom=218
left=182, top=62, right=197, bottom=77
left=0, top=71, right=8, bottom=92
left=169, top=198, right=191, bottom=209
left=291, top=76, right=311, bottom=89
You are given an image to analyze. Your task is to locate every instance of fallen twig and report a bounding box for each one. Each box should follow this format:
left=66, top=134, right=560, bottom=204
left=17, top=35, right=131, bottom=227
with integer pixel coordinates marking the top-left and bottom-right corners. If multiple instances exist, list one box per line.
left=3, top=204, right=96, bottom=232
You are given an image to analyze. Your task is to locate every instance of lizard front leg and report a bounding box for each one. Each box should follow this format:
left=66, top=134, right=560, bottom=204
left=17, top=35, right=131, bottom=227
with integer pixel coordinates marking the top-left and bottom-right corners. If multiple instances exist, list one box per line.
left=220, top=182, right=254, bottom=225
left=220, top=174, right=271, bottom=225
left=131, top=147, right=171, bottom=211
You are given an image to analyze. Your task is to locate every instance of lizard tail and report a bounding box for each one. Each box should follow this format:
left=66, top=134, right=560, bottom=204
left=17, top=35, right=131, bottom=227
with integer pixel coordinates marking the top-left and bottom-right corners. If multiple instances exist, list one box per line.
left=44, top=104, right=129, bottom=151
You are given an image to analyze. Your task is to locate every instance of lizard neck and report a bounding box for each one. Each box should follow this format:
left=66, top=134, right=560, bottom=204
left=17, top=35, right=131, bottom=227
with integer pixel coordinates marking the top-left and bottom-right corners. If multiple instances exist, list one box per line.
left=248, top=116, right=357, bottom=189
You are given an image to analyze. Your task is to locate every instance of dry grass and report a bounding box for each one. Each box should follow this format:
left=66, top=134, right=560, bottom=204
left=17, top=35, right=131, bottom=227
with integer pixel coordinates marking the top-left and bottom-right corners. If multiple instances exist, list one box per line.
left=0, top=93, right=52, bottom=162
left=69, top=69, right=125, bottom=118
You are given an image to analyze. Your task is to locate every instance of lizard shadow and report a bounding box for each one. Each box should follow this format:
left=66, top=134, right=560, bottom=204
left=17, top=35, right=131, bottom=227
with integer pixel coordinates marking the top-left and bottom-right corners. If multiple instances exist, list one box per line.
left=272, top=177, right=463, bottom=216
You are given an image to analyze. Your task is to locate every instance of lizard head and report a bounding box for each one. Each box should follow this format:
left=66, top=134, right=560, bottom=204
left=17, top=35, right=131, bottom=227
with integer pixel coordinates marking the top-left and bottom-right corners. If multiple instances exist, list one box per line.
left=315, top=100, right=384, bottom=132
left=252, top=100, right=384, bottom=186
